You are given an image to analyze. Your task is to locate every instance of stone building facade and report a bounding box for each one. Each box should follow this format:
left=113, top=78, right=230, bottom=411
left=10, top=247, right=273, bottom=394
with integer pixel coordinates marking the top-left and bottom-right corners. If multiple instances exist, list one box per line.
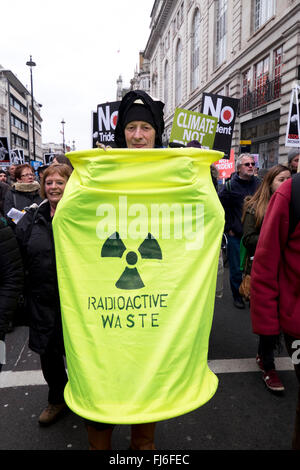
left=139, top=0, right=300, bottom=167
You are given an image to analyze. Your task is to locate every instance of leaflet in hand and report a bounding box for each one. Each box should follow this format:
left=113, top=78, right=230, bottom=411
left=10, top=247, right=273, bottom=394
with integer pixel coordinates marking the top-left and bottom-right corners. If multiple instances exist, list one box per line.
left=7, top=208, right=25, bottom=224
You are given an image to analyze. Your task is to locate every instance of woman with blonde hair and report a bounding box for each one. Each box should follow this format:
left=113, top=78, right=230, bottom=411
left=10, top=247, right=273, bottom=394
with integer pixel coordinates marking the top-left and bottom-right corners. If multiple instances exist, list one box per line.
left=242, top=164, right=291, bottom=393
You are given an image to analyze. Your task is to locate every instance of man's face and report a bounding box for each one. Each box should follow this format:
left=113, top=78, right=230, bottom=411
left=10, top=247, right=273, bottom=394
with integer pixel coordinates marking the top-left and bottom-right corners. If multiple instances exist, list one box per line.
left=0, top=172, right=7, bottom=182
left=124, top=121, right=156, bottom=149
left=238, top=157, right=255, bottom=179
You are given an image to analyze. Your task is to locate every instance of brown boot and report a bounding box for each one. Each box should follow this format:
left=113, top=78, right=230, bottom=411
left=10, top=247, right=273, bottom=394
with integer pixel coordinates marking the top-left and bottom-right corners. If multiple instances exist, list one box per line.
left=38, top=403, right=67, bottom=427
left=130, top=423, right=156, bottom=450
left=86, top=425, right=113, bottom=450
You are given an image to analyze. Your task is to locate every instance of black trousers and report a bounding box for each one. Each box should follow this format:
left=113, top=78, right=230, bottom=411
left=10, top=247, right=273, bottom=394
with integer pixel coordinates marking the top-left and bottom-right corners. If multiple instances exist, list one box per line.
left=258, top=334, right=278, bottom=371
left=40, top=339, right=68, bottom=405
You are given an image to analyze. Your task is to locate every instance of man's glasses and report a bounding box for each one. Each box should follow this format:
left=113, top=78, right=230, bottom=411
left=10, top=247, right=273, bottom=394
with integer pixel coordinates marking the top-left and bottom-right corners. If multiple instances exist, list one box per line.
left=243, top=162, right=255, bottom=167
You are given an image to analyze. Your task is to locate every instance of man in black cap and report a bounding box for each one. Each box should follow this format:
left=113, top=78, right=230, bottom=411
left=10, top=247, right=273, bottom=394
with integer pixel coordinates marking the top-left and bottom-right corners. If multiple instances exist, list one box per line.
left=86, top=90, right=164, bottom=451
left=115, top=90, right=164, bottom=149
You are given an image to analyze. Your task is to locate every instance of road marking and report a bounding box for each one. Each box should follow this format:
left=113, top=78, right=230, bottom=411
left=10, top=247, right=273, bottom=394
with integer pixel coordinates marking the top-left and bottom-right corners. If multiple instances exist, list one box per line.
left=208, top=357, right=294, bottom=373
left=0, top=370, right=45, bottom=388
left=0, top=357, right=294, bottom=389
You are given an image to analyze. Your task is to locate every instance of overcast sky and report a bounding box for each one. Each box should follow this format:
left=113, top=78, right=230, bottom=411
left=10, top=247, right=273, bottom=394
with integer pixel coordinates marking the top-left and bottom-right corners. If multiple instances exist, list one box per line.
left=2, top=0, right=154, bottom=151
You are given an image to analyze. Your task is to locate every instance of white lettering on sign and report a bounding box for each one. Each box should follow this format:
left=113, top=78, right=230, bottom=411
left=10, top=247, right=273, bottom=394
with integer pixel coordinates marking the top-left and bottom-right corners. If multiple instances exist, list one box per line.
left=98, top=106, right=118, bottom=131
left=176, top=112, right=215, bottom=134
left=203, top=97, right=235, bottom=126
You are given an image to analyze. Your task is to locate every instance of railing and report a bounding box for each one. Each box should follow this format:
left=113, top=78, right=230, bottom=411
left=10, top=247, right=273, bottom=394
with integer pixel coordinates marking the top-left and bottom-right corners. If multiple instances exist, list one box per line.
left=239, top=77, right=281, bottom=114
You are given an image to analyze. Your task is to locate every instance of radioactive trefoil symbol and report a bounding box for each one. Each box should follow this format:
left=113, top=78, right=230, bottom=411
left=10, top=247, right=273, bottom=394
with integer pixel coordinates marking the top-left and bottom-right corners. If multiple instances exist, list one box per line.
left=101, top=232, right=162, bottom=290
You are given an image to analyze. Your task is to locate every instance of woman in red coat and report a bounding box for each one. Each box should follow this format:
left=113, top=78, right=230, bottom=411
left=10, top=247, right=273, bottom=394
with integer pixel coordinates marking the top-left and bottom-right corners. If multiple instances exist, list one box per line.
left=242, top=165, right=291, bottom=391
left=250, top=173, right=300, bottom=450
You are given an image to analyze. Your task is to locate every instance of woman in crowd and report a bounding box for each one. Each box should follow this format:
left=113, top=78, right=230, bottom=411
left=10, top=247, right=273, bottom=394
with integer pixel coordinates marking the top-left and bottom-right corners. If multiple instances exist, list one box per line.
left=16, top=164, right=72, bottom=426
left=4, top=164, right=42, bottom=220
left=287, top=149, right=300, bottom=175
left=0, top=169, right=8, bottom=183
left=52, top=154, right=73, bottom=170
left=241, top=164, right=291, bottom=392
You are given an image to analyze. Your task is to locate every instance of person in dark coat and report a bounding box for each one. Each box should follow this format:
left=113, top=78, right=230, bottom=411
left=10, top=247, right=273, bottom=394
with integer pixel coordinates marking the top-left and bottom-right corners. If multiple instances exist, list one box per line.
left=6, top=164, right=17, bottom=186
left=15, top=163, right=72, bottom=425
left=4, top=164, right=42, bottom=223
left=218, top=153, right=260, bottom=309
left=0, top=217, right=23, bottom=372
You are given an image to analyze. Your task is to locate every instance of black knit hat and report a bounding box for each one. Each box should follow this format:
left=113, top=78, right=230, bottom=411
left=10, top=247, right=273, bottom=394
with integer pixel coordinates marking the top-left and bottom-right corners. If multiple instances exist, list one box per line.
left=122, top=104, right=156, bottom=130
left=115, top=90, right=165, bottom=148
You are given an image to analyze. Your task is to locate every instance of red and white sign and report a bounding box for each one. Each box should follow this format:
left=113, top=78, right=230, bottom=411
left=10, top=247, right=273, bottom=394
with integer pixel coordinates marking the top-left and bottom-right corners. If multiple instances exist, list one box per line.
left=214, top=149, right=235, bottom=179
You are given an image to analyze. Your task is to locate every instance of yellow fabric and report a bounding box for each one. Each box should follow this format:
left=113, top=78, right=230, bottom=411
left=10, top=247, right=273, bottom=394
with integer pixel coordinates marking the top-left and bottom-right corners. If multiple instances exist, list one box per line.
left=53, top=147, right=225, bottom=424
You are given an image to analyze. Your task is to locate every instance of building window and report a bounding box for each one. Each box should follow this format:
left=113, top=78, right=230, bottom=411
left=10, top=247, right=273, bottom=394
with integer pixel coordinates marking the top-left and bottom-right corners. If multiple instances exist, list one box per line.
left=172, top=18, right=176, bottom=37
left=254, top=56, right=269, bottom=89
left=273, top=46, right=282, bottom=79
left=152, top=72, right=157, bottom=99
left=242, top=69, right=251, bottom=96
left=175, top=40, right=182, bottom=106
left=176, top=2, right=184, bottom=29
left=11, top=114, right=28, bottom=132
left=273, top=45, right=282, bottom=98
left=215, top=0, right=227, bottom=67
left=254, top=55, right=270, bottom=106
left=191, top=9, right=200, bottom=91
left=164, top=61, right=169, bottom=111
left=151, top=57, right=158, bottom=98
left=12, top=133, right=29, bottom=149
left=10, top=95, right=27, bottom=116
left=254, top=0, right=275, bottom=32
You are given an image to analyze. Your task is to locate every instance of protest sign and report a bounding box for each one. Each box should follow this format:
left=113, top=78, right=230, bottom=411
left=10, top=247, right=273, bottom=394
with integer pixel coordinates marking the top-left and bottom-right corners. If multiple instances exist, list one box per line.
left=169, top=108, right=217, bottom=148
left=44, top=153, right=55, bottom=165
left=201, top=92, right=239, bottom=158
left=10, top=149, right=25, bottom=165
left=285, top=85, right=300, bottom=147
left=92, top=101, right=120, bottom=148
left=214, top=149, right=235, bottom=179
left=0, top=137, right=10, bottom=166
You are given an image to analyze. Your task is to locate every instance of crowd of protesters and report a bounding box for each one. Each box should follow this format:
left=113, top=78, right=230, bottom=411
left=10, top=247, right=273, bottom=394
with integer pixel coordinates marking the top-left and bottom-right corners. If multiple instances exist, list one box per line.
left=0, top=90, right=300, bottom=450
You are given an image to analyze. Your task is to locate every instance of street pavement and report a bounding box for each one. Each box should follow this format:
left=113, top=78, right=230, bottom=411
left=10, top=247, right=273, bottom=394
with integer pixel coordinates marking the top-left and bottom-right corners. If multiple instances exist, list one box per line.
left=0, top=269, right=298, bottom=452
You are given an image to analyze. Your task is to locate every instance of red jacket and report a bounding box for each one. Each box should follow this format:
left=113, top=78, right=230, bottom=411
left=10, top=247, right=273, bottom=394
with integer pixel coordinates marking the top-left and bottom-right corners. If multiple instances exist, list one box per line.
left=251, top=178, right=300, bottom=339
